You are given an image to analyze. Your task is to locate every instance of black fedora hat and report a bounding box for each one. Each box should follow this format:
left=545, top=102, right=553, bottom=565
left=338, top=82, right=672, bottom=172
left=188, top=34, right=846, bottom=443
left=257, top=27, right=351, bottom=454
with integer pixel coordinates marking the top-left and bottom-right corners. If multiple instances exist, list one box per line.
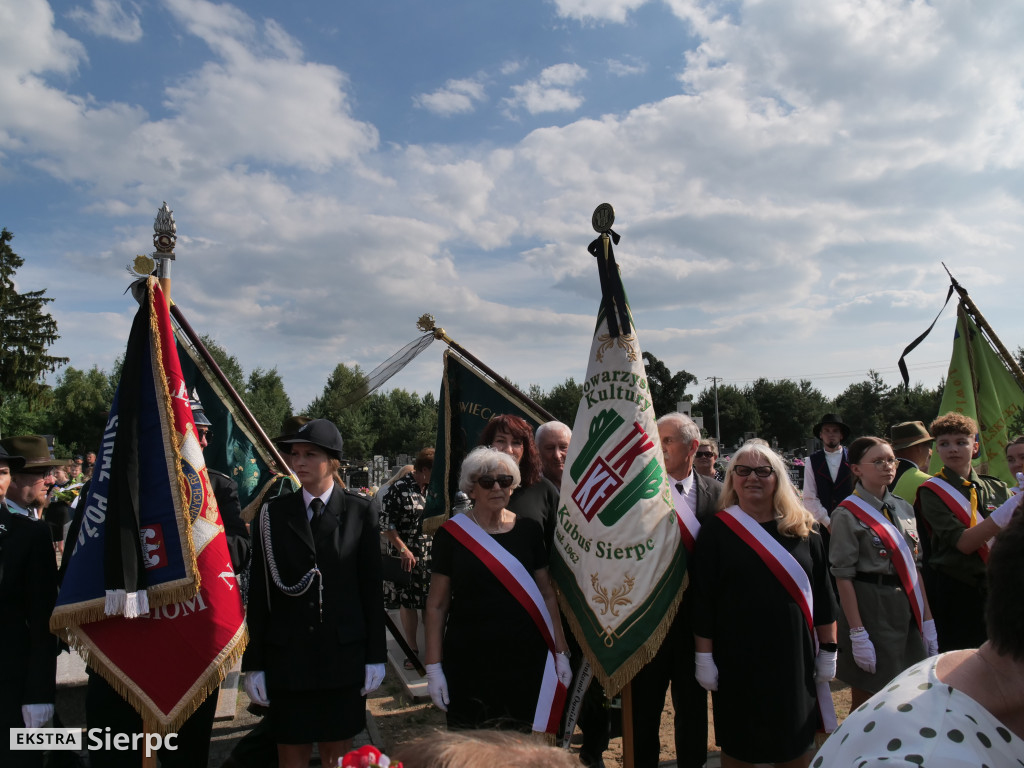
left=0, top=443, right=26, bottom=472
left=813, top=413, right=850, bottom=440
left=276, top=419, right=344, bottom=460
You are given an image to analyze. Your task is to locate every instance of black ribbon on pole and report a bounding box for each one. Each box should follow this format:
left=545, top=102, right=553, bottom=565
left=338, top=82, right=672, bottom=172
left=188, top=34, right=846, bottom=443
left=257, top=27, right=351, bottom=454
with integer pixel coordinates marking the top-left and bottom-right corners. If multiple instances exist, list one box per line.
left=588, top=230, right=631, bottom=338
left=897, top=283, right=955, bottom=393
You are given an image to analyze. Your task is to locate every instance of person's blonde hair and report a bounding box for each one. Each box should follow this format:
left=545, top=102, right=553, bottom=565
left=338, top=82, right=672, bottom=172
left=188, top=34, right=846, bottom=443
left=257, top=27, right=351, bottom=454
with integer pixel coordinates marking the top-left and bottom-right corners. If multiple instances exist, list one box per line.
left=718, top=439, right=815, bottom=538
left=391, top=729, right=580, bottom=768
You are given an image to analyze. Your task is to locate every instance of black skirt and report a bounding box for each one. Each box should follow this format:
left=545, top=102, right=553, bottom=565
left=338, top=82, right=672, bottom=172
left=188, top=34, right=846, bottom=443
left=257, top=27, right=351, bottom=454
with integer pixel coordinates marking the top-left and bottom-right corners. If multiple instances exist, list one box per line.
left=267, top=685, right=366, bottom=744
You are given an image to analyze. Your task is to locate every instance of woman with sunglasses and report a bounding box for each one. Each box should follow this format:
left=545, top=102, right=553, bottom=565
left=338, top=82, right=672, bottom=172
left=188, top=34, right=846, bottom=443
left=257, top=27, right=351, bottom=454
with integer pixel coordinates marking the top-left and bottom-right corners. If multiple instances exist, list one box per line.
left=829, top=436, right=936, bottom=712
left=479, top=415, right=559, bottom=554
left=690, top=439, right=837, bottom=768
left=423, top=447, right=572, bottom=732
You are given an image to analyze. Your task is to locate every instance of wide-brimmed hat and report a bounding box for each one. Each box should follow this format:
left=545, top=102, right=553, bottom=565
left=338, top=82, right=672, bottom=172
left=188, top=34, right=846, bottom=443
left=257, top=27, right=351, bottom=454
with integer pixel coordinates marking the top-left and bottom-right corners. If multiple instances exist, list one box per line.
left=0, top=435, right=65, bottom=471
left=275, top=419, right=344, bottom=459
left=273, top=415, right=311, bottom=442
left=0, top=443, right=26, bottom=471
left=890, top=421, right=932, bottom=451
left=813, top=413, right=850, bottom=440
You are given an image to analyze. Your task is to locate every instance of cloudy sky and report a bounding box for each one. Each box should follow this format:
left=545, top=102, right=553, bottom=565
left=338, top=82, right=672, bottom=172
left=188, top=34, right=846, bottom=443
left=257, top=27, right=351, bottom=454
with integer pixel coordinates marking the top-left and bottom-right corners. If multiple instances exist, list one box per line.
left=3, top=0, right=1020, bottom=413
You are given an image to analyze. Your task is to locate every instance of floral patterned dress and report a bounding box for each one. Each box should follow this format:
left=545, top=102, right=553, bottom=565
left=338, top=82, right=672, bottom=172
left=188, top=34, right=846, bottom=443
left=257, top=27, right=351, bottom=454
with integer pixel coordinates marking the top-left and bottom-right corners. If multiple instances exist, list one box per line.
left=380, top=473, right=432, bottom=609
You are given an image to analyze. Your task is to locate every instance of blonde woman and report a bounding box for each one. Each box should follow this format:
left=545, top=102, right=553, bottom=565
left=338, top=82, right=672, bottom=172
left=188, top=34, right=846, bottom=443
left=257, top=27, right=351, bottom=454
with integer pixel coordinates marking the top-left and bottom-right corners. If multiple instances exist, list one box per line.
left=690, top=439, right=838, bottom=768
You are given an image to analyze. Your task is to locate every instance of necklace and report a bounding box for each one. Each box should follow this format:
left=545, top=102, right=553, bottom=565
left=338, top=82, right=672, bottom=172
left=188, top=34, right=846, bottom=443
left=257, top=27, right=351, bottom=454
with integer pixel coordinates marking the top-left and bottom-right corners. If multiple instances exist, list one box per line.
left=469, top=509, right=503, bottom=534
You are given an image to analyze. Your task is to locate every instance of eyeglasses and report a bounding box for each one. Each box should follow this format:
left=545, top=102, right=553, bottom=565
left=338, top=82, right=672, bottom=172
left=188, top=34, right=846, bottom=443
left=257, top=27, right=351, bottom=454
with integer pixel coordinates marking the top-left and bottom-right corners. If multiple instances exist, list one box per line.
left=857, top=457, right=898, bottom=470
left=695, top=451, right=717, bottom=459
left=477, top=474, right=514, bottom=489
left=197, top=428, right=211, bottom=440
left=733, top=465, right=774, bottom=478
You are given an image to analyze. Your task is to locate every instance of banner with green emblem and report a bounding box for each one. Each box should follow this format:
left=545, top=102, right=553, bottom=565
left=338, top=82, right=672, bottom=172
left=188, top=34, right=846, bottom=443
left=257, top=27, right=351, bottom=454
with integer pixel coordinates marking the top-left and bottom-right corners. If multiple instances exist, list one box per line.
left=552, top=217, right=685, bottom=696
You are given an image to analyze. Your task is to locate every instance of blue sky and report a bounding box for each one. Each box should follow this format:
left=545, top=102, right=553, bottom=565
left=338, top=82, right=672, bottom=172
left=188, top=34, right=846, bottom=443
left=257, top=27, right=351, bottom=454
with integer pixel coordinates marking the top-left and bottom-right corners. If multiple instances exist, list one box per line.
left=3, top=0, right=1021, bottom=416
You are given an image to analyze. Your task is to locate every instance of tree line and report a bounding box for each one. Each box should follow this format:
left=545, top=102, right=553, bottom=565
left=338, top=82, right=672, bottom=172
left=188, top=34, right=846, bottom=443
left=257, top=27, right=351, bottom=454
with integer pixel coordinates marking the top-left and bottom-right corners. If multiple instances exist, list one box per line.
left=0, top=225, right=971, bottom=461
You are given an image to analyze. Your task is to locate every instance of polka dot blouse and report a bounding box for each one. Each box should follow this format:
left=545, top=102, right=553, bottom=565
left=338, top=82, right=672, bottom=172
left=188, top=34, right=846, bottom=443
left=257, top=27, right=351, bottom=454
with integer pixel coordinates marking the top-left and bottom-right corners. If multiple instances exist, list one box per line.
left=813, top=654, right=1023, bottom=766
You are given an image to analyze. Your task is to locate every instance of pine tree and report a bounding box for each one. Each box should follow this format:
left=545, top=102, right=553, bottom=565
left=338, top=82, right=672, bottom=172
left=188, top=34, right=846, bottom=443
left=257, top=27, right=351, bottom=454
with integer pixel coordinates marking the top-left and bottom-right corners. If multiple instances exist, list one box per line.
left=0, top=227, right=69, bottom=401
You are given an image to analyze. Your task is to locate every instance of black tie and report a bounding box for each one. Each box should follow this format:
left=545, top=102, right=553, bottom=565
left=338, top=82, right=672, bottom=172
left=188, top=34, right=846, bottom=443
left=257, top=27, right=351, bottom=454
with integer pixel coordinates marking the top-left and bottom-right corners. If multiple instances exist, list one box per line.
left=310, top=498, right=325, bottom=536
left=676, top=482, right=685, bottom=495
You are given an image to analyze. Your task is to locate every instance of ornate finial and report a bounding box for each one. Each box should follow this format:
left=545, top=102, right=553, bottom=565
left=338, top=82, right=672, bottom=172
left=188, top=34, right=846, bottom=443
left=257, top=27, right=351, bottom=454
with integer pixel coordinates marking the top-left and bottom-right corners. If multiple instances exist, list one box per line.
left=127, top=254, right=156, bottom=277
left=592, top=203, right=615, bottom=234
left=416, top=314, right=436, bottom=333
left=153, top=202, right=177, bottom=257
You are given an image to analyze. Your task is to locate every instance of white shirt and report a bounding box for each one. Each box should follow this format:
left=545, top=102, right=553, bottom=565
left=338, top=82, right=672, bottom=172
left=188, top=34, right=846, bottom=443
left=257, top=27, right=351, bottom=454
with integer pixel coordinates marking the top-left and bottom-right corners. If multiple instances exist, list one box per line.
left=802, top=447, right=844, bottom=526
left=670, top=471, right=698, bottom=517
left=302, top=486, right=335, bottom=522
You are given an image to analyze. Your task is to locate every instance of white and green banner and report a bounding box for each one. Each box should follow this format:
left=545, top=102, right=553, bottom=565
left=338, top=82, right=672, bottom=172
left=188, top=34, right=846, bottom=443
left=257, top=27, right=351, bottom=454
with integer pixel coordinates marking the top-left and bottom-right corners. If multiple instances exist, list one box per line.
left=552, top=234, right=685, bottom=696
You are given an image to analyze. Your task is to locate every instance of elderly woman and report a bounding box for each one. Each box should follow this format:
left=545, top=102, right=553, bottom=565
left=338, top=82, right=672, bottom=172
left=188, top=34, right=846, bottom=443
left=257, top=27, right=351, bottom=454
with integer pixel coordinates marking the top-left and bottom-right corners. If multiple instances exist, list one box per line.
left=814, top=512, right=1024, bottom=765
left=830, top=436, right=936, bottom=712
left=478, top=414, right=559, bottom=553
left=424, top=446, right=571, bottom=733
left=690, top=439, right=837, bottom=768
left=244, top=419, right=386, bottom=768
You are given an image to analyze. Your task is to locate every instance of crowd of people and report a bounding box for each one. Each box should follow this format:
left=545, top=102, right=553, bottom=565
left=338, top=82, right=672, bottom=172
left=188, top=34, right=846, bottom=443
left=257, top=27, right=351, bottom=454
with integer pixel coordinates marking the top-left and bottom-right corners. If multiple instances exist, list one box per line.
left=2, top=403, right=1023, bottom=768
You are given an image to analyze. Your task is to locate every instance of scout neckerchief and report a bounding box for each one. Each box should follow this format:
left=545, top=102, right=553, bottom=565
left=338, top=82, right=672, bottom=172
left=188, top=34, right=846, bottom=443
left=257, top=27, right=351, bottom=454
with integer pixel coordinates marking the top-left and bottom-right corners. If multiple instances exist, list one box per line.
left=445, top=513, right=567, bottom=734
left=920, top=474, right=989, bottom=563
left=718, top=506, right=838, bottom=732
left=837, top=494, right=924, bottom=633
left=672, top=479, right=701, bottom=553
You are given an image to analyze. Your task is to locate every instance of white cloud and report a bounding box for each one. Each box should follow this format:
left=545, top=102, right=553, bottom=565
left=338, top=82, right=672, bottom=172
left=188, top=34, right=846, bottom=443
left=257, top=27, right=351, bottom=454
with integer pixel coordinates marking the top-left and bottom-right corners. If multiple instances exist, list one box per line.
left=414, top=78, right=487, bottom=116
left=550, top=0, right=651, bottom=24
left=67, top=0, right=143, bottom=43
left=607, top=57, right=646, bottom=76
left=504, top=63, right=588, bottom=115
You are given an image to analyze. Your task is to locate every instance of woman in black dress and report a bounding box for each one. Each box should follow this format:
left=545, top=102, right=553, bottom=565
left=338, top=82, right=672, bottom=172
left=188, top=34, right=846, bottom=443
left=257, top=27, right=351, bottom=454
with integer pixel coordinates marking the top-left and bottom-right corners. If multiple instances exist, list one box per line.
left=478, top=415, right=558, bottom=553
left=423, top=446, right=571, bottom=732
left=244, top=419, right=386, bottom=768
left=690, top=439, right=838, bottom=768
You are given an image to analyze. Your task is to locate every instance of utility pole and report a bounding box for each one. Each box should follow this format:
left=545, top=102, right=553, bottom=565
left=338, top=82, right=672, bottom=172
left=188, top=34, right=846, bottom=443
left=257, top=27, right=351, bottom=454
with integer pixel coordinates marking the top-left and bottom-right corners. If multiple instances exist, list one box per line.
left=706, top=375, right=721, bottom=444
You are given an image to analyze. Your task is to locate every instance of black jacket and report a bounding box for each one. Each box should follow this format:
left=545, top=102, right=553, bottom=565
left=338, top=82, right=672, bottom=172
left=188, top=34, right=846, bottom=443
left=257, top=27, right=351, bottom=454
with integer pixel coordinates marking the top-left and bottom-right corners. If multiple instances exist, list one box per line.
left=208, top=469, right=250, bottom=574
left=243, top=486, right=386, bottom=691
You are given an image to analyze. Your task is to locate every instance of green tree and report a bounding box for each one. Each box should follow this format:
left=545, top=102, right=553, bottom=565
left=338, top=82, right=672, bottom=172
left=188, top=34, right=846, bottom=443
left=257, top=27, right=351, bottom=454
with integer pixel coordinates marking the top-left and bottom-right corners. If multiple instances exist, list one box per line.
left=695, top=384, right=761, bottom=451
left=642, top=352, right=697, bottom=417
left=832, top=371, right=890, bottom=441
left=882, top=382, right=943, bottom=434
left=305, top=363, right=373, bottom=460
left=200, top=334, right=245, bottom=394
left=745, top=378, right=829, bottom=451
left=47, top=366, right=115, bottom=456
left=537, top=377, right=583, bottom=424
left=0, top=227, right=68, bottom=427
left=245, top=367, right=293, bottom=437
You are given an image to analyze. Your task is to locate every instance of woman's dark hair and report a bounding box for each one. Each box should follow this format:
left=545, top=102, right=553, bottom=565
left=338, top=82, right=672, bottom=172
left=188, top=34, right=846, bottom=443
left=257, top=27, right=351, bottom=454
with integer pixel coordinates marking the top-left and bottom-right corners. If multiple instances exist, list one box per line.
left=986, top=511, right=1024, bottom=661
left=478, top=414, right=541, bottom=487
left=847, top=436, right=890, bottom=466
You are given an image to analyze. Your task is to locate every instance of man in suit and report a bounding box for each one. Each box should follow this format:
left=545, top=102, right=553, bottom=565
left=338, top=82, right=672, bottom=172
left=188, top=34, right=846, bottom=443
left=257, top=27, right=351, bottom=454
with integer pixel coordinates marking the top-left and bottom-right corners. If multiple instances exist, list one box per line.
left=0, top=442, right=58, bottom=768
left=244, top=419, right=386, bottom=768
left=630, top=412, right=722, bottom=768
left=802, top=413, right=853, bottom=530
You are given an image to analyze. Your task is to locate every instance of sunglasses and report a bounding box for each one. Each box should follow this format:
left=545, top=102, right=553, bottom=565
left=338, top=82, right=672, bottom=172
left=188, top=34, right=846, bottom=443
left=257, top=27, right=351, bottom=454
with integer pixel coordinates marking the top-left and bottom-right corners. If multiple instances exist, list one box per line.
left=197, top=428, right=212, bottom=440
left=477, top=474, right=514, bottom=489
left=733, top=465, right=774, bottom=478
left=695, top=451, right=717, bottom=458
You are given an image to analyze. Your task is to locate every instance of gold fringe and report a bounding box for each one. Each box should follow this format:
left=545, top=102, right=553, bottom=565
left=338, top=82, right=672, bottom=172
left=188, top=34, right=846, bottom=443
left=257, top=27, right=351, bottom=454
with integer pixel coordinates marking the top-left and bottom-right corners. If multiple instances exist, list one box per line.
left=59, top=621, right=248, bottom=736
left=555, top=566, right=686, bottom=698
left=241, top=475, right=289, bottom=523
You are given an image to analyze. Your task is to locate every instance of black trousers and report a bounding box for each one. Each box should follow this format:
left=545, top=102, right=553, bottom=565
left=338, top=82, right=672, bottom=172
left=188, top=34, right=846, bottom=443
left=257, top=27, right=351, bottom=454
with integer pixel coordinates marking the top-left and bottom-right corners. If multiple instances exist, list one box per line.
left=930, top=569, right=987, bottom=652
left=86, top=672, right=218, bottom=768
left=629, top=606, right=708, bottom=768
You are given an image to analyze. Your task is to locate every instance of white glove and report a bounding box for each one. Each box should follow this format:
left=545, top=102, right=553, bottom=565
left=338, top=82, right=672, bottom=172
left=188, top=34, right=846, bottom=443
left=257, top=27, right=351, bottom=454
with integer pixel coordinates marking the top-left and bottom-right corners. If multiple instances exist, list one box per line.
left=244, top=671, right=270, bottom=707
left=554, top=653, right=572, bottom=687
left=694, top=652, right=719, bottom=691
left=21, top=703, right=53, bottom=728
left=815, top=648, right=838, bottom=682
left=425, top=662, right=449, bottom=711
left=361, top=663, right=386, bottom=696
left=989, top=492, right=1022, bottom=528
left=850, top=627, right=876, bottom=674
left=922, top=619, right=939, bottom=657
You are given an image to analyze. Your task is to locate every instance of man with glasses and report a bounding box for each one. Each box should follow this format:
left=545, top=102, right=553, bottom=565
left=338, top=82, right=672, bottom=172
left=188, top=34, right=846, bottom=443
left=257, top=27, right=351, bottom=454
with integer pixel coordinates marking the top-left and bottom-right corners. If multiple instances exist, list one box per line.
left=0, top=435, right=64, bottom=520
left=630, top=412, right=723, bottom=768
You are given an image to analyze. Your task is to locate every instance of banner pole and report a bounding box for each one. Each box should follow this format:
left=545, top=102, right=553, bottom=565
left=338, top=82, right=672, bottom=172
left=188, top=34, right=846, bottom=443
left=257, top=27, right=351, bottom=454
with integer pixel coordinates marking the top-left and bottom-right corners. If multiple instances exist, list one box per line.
left=945, top=267, right=1024, bottom=390
left=420, top=318, right=557, bottom=422
left=621, top=681, right=635, bottom=768
left=168, top=303, right=293, bottom=471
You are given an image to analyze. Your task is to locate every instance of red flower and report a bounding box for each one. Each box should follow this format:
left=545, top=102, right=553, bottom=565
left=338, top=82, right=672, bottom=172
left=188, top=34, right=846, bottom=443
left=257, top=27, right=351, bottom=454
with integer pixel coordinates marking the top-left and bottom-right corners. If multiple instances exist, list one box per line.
left=340, top=745, right=402, bottom=768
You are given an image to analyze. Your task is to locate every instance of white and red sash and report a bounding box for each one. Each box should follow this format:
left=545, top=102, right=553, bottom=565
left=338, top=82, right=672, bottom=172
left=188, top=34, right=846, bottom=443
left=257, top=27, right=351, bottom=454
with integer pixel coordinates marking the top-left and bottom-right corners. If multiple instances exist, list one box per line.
left=444, top=514, right=566, bottom=734
left=920, top=476, right=989, bottom=563
left=671, top=482, right=701, bottom=554
left=836, top=495, right=925, bottom=633
left=719, top=506, right=838, bottom=732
